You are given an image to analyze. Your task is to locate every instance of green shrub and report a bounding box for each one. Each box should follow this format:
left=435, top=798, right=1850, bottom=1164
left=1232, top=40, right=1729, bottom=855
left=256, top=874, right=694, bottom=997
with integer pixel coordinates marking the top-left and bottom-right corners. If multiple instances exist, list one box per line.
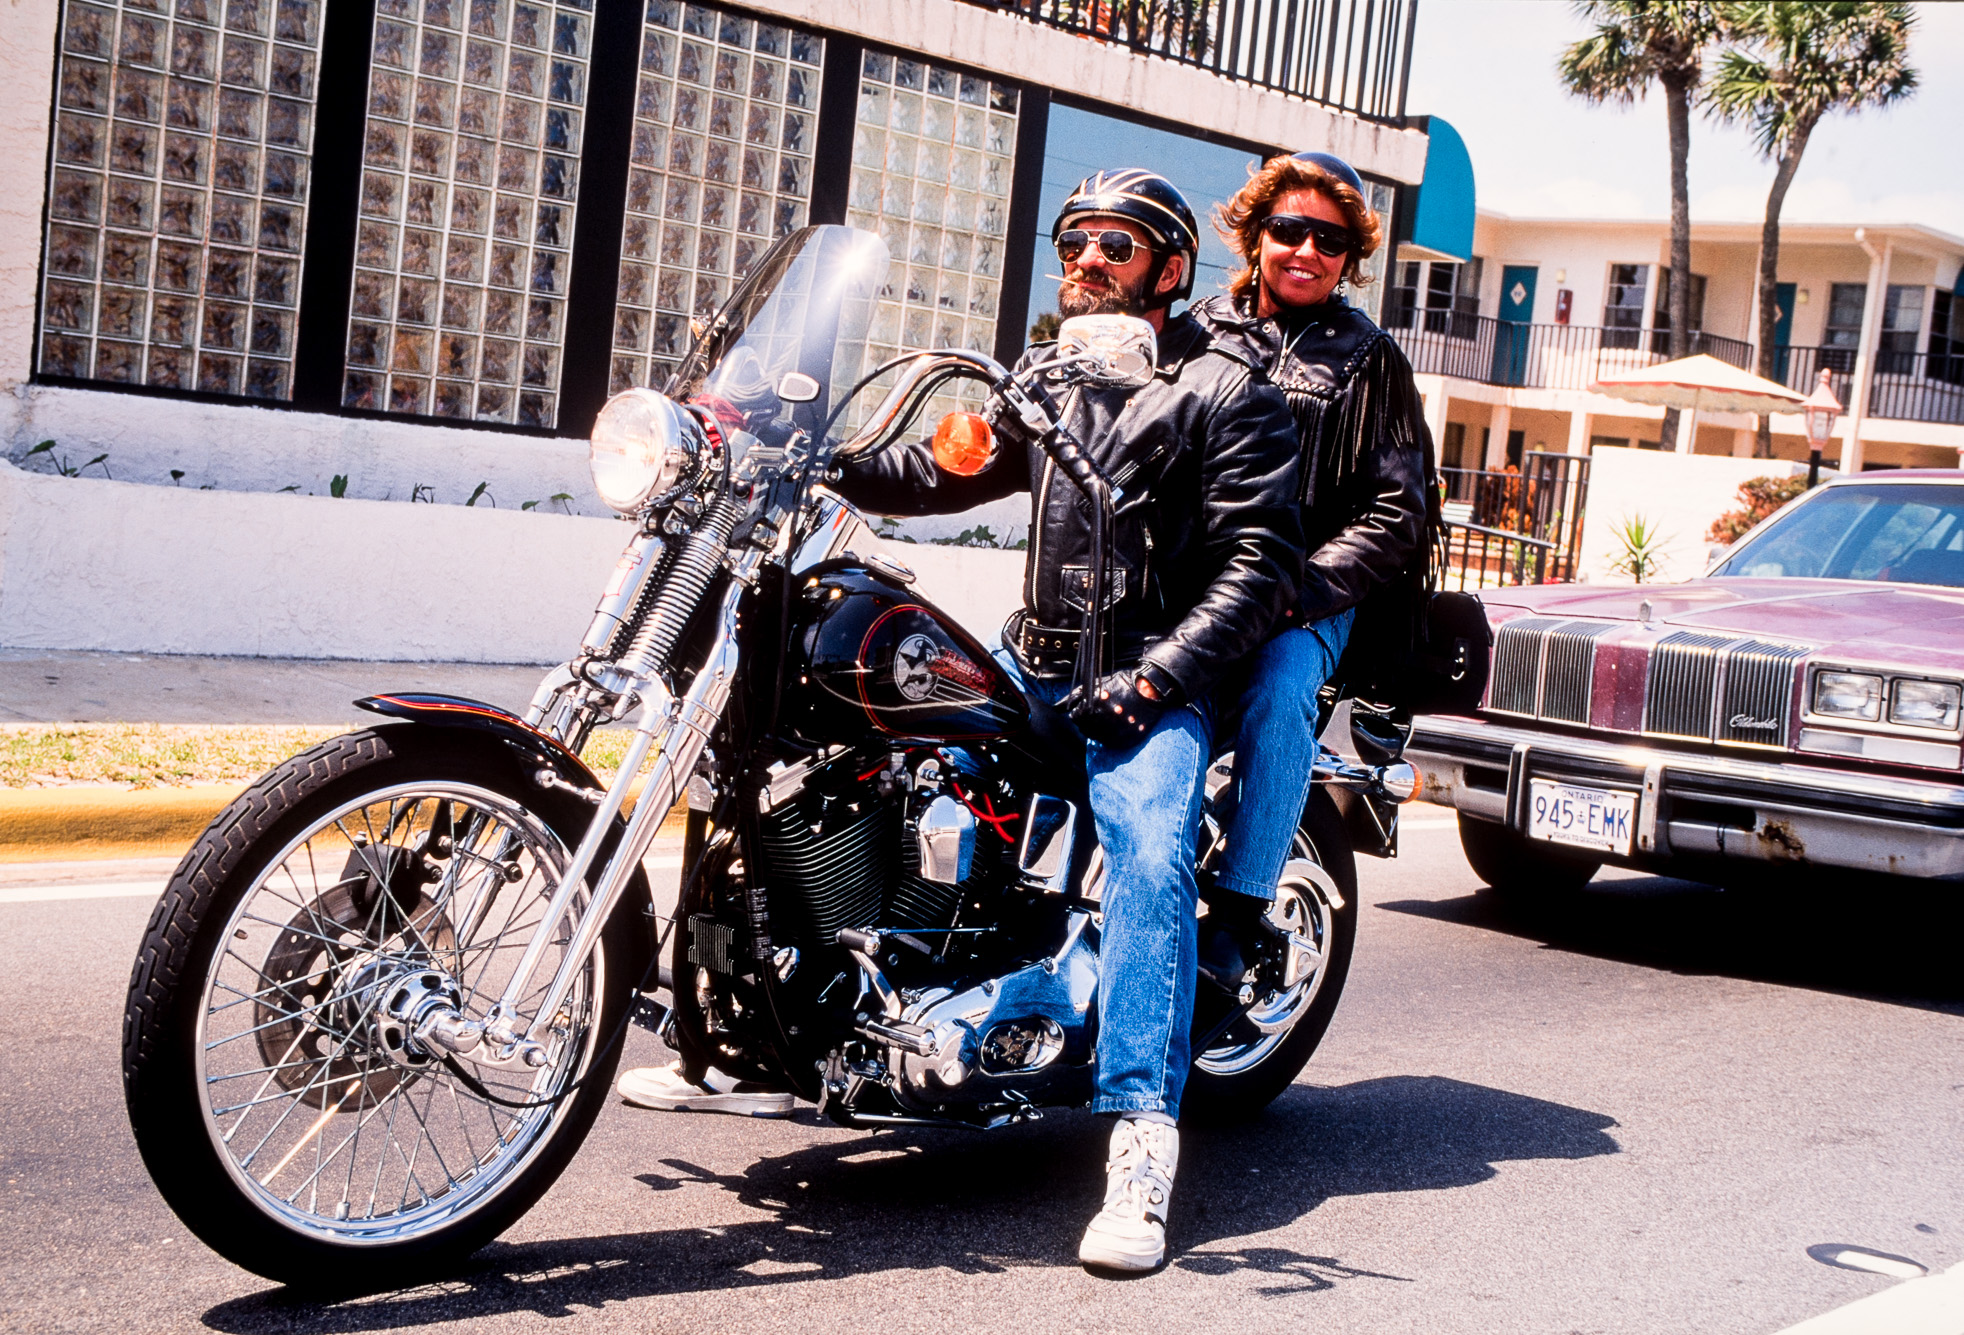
left=1708, top=475, right=1809, bottom=545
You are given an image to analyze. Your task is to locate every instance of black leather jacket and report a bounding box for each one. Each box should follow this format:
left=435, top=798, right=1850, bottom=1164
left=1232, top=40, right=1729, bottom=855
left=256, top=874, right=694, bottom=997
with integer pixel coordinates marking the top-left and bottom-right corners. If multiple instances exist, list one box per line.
left=836, top=313, right=1303, bottom=701
left=1189, top=294, right=1429, bottom=626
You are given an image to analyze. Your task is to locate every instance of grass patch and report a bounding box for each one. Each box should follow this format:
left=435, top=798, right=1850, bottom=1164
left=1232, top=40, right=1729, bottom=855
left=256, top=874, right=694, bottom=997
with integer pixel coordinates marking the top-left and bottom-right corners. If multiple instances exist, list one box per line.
left=1, top=724, right=349, bottom=789
left=1, top=723, right=649, bottom=790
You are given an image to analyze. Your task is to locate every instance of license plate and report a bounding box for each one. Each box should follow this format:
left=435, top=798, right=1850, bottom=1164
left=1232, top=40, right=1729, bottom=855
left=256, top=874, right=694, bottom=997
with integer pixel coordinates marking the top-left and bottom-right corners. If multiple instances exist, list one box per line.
left=1527, top=779, right=1637, bottom=856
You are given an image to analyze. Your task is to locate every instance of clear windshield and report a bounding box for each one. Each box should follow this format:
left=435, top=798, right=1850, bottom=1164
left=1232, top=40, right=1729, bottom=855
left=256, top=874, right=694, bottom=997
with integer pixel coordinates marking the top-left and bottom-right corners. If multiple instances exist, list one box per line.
left=1713, top=483, right=1964, bottom=587
left=664, top=226, right=889, bottom=458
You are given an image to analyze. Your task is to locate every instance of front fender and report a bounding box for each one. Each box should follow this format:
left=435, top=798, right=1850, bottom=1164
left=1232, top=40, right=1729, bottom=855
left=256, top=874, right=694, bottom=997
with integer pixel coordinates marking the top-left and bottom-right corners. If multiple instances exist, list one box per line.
left=355, top=692, right=603, bottom=794
left=355, top=693, right=659, bottom=982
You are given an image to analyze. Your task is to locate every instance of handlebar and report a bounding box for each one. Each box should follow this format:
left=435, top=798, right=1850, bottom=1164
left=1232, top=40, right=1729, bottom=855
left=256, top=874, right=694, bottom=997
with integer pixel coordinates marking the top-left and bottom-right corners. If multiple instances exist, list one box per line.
left=823, top=344, right=1122, bottom=717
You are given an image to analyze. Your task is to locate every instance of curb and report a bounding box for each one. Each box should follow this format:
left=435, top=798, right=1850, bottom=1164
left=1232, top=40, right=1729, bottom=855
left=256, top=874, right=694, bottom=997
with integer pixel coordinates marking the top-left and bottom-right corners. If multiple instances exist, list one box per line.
left=0, top=780, right=689, bottom=864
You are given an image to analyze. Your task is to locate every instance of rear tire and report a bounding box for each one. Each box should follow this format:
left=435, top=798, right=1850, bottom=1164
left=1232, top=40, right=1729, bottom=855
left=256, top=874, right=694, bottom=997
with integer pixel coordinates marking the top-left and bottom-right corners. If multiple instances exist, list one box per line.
left=123, top=726, right=648, bottom=1291
left=1457, top=813, right=1601, bottom=898
left=1181, top=791, right=1357, bottom=1125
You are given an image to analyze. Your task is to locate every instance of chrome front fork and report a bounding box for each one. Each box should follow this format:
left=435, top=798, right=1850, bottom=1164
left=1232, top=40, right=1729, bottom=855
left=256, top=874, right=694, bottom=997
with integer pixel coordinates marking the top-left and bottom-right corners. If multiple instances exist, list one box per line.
left=455, top=572, right=747, bottom=1066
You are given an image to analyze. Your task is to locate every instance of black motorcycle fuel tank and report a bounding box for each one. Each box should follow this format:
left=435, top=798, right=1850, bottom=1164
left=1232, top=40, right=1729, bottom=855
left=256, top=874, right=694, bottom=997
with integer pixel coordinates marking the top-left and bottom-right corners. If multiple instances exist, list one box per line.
left=782, top=560, right=1028, bottom=744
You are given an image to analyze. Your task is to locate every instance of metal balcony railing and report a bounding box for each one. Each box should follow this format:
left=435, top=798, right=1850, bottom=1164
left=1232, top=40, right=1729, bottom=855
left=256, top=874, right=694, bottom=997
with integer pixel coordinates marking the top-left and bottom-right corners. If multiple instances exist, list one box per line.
left=1384, top=313, right=1754, bottom=393
left=1773, top=345, right=1964, bottom=428
left=968, top=0, right=1417, bottom=122
left=1390, top=317, right=1963, bottom=428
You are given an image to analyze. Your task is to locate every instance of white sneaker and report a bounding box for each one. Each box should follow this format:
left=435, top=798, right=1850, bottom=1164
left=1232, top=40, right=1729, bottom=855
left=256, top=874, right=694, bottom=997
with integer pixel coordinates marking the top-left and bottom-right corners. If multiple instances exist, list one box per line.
left=1078, top=1117, right=1179, bottom=1272
left=616, top=1060, right=796, bottom=1117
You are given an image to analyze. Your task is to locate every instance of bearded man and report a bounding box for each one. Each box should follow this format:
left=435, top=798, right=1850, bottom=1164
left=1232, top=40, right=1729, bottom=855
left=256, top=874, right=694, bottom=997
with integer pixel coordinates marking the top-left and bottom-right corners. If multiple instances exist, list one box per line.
left=831, top=170, right=1302, bottom=1271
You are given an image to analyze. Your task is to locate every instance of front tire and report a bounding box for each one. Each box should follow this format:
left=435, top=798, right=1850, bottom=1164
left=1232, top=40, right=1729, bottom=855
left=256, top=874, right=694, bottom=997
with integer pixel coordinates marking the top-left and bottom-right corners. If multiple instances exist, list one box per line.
left=1457, top=813, right=1601, bottom=898
left=123, top=726, right=646, bottom=1290
left=1181, top=790, right=1357, bottom=1124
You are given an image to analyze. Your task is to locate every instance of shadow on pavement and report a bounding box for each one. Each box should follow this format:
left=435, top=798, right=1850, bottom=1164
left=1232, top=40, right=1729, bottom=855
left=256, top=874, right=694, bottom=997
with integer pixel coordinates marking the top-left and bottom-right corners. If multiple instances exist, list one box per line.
left=1380, top=875, right=1964, bottom=1013
left=200, top=1075, right=1618, bottom=1330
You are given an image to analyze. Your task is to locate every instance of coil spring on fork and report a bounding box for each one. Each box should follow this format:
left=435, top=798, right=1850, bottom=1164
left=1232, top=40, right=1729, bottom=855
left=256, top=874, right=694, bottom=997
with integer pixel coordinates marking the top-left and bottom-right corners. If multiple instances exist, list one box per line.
left=613, top=497, right=741, bottom=681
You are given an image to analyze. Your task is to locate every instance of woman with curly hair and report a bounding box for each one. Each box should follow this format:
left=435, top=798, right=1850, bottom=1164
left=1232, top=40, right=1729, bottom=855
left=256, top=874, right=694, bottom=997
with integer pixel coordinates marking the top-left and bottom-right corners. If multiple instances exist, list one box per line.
left=1189, top=152, right=1434, bottom=982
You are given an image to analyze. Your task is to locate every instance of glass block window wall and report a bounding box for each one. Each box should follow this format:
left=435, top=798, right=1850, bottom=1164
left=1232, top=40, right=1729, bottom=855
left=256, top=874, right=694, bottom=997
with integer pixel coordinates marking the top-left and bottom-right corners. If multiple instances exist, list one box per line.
left=847, top=51, right=1018, bottom=369
left=39, top=0, right=326, bottom=398
left=610, top=1, right=824, bottom=395
left=342, top=0, right=594, bottom=427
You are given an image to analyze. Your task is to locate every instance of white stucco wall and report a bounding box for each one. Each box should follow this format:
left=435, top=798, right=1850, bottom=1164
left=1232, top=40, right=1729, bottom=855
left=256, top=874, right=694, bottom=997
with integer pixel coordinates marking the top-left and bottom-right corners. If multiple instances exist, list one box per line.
left=1576, top=446, right=1808, bottom=586
left=0, top=461, right=1022, bottom=660
left=2, top=0, right=58, bottom=393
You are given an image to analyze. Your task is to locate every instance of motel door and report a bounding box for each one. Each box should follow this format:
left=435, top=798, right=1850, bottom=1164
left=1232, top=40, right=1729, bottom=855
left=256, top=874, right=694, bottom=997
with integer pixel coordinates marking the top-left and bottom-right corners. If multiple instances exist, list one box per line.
left=1491, top=265, right=1537, bottom=386
left=1772, top=282, right=1796, bottom=382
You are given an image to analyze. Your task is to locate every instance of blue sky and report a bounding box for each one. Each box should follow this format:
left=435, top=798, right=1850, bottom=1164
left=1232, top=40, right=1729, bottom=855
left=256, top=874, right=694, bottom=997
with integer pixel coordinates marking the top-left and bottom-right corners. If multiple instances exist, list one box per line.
left=1020, top=103, right=1262, bottom=336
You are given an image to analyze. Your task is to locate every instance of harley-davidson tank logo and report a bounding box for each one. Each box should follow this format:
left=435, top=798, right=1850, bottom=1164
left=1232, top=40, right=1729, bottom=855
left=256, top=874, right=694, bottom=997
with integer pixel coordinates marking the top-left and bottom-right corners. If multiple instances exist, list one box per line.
left=894, top=633, right=992, bottom=702
left=895, top=634, right=938, bottom=701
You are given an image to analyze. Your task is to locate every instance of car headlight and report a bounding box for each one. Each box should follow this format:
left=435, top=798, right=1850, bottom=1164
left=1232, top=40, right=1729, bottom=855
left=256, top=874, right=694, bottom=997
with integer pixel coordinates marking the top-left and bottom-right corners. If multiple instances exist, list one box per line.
left=1812, top=670, right=1883, bottom=721
left=1889, top=678, right=1962, bottom=730
left=588, top=388, right=705, bottom=514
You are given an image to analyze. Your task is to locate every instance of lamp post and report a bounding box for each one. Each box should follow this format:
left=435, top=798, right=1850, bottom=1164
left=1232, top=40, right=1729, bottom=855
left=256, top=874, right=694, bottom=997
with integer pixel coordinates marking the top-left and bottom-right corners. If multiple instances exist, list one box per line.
left=1803, top=368, right=1843, bottom=489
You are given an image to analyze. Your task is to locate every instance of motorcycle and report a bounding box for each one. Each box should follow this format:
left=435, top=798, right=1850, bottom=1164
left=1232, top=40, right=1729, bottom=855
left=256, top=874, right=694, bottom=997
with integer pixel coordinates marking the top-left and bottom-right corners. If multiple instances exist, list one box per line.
left=122, top=225, right=1419, bottom=1288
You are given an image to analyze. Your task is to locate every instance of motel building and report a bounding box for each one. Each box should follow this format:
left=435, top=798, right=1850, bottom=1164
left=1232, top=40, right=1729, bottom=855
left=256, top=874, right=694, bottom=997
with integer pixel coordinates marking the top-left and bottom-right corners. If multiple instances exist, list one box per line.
left=1387, top=206, right=1964, bottom=481
left=2, top=0, right=1435, bottom=515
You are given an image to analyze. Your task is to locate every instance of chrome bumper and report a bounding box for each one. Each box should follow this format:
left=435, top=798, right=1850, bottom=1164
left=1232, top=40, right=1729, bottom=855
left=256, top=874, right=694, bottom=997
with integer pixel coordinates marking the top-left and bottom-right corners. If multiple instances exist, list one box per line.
left=1408, top=714, right=1964, bottom=880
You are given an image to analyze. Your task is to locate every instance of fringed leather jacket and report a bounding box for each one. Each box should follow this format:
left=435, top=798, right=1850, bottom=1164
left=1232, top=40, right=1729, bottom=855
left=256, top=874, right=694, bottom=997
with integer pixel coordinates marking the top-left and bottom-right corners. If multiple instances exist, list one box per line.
left=1188, top=294, right=1431, bottom=628
left=835, top=313, right=1303, bottom=701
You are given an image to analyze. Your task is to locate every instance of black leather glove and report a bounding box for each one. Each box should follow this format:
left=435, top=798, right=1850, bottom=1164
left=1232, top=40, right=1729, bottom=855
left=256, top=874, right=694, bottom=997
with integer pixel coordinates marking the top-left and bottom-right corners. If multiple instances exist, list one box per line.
left=1073, top=668, right=1174, bottom=748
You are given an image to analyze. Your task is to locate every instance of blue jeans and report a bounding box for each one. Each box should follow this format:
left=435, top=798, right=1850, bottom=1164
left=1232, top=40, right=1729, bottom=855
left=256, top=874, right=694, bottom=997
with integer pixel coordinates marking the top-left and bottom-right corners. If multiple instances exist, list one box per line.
left=1214, top=611, right=1355, bottom=901
left=994, top=648, right=1212, bottom=1120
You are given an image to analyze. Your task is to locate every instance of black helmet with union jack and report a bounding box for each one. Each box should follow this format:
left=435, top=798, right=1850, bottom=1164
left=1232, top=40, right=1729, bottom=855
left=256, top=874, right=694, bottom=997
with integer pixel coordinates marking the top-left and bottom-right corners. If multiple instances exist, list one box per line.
left=1052, top=168, right=1200, bottom=305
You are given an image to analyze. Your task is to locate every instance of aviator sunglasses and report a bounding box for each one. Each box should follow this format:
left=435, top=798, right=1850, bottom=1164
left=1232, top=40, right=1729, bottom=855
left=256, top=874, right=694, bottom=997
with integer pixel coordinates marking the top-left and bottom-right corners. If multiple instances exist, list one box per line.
left=1055, top=228, right=1145, bottom=266
left=1259, top=213, right=1358, bottom=258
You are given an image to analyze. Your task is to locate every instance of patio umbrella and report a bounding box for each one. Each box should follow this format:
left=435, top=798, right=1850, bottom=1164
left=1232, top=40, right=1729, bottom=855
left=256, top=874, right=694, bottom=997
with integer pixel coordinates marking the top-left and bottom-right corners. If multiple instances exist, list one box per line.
left=1591, top=354, right=1806, bottom=454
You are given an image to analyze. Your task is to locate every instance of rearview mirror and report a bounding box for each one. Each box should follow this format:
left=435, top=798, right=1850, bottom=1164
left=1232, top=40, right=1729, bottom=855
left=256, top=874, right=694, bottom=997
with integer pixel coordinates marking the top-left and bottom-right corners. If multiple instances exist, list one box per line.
left=1055, top=314, right=1157, bottom=388
left=932, top=411, right=996, bottom=477
left=776, top=371, right=820, bottom=403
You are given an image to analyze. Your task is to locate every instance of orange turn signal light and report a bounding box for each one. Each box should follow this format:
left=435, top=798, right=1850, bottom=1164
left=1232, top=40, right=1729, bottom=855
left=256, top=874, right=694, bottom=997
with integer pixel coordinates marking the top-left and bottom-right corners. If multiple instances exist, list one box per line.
left=932, top=411, right=995, bottom=477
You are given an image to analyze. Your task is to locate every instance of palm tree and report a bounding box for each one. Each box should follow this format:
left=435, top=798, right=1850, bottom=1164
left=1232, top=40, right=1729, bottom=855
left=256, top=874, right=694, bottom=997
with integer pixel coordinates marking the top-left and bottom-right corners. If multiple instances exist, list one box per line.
left=1559, top=2, right=1720, bottom=450
left=1706, top=1, right=1916, bottom=457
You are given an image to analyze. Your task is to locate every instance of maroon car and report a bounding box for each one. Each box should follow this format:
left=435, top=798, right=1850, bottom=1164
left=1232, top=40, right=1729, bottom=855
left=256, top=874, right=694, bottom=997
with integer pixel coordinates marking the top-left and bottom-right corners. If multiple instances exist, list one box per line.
left=1410, top=470, right=1964, bottom=893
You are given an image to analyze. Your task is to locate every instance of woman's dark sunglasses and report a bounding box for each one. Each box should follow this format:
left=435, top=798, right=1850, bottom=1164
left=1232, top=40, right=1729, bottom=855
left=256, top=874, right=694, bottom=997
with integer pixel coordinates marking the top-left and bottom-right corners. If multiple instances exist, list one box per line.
left=1260, top=213, right=1357, bottom=258
left=1055, top=228, right=1141, bottom=266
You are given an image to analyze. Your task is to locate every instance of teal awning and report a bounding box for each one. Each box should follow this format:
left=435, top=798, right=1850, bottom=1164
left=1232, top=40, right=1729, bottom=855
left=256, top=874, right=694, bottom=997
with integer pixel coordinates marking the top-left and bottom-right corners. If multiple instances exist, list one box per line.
left=1405, top=116, right=1475, bottom=263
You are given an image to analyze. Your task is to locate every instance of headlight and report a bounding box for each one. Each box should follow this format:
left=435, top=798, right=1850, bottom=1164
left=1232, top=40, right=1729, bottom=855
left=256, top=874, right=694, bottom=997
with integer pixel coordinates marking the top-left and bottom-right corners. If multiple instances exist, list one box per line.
left=1889, top=678, right=1962, bottom=730
left=588, top=388, right=705, bottom=514
left=1812, top=670, right=1883, bottom=721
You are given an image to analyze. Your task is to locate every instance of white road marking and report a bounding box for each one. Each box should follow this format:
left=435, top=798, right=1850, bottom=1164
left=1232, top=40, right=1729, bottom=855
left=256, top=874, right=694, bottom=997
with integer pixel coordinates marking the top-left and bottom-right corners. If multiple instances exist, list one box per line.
left=0, top=881, right=166, bottom=903
left=0, top=855, right=688, bottom=904
left=1771, top=1259, right=1964, bottom=1335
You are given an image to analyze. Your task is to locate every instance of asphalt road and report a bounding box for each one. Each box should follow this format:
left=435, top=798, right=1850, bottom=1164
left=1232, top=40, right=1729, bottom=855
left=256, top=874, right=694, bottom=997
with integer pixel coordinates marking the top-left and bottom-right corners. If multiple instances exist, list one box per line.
left=3, top=816, right=1960, bottom=1335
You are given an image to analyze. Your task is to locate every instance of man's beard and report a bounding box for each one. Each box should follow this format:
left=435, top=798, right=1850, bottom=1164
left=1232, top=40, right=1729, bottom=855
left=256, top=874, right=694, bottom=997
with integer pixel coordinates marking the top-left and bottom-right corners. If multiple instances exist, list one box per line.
left=1058, top=270, right=1149, bottom=319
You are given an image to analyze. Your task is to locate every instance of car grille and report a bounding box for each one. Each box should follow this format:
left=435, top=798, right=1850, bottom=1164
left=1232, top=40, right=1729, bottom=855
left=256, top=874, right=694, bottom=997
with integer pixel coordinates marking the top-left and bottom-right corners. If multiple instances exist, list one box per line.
left=1644, top=631, right=1809, bottom=746
left=1489, top=618, right=1808, bottom=748
left=1643, top=631, right=1734, bottom=739
left=1716, top=640, right=1808, bottom=747
left=1486, top=618, right=1615, bottom=723
left=1488, top=617, right=1564, bottom=716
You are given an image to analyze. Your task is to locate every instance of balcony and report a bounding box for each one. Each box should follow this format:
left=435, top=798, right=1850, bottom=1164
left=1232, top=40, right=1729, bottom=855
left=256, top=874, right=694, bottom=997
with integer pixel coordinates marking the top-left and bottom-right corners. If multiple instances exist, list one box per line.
left=1386, top=313, right=1752, bottom=393
left=1774, top=346, right=1964, bottom=428
left=966, top=0, right=1417, bottom=122
left=1390, top=316, right=1964, bottom=428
